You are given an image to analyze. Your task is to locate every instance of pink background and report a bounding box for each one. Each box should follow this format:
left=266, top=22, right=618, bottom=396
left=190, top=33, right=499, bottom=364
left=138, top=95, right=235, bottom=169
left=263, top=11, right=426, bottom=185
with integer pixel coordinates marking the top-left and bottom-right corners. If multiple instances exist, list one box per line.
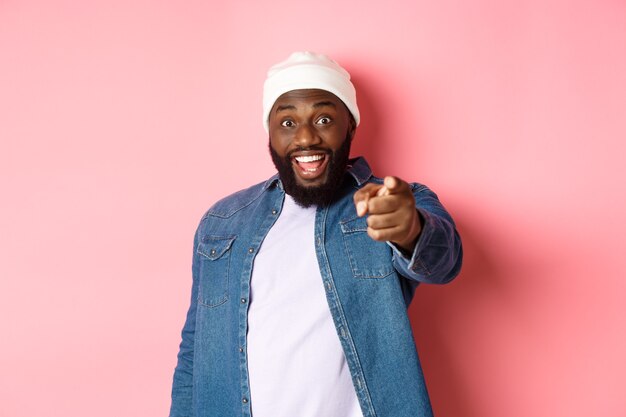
left=1, top=1, right=625, bottom=416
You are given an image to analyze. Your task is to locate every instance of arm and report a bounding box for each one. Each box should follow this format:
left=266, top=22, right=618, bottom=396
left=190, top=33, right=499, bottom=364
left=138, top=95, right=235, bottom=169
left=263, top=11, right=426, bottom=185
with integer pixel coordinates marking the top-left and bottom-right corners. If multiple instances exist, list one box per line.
left=354, top=176, right=462, bottom=284
left=390, top=184, right=462, bottom=284
left=169, top=229, right=201, bottom=417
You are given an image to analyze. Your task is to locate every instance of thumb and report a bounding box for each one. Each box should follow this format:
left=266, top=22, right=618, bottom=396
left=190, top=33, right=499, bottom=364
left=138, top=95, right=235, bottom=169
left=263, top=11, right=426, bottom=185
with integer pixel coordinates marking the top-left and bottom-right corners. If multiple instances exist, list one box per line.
left=376, top=176, right=398, bottom=197
left=384, top=176, right=400, bottom=192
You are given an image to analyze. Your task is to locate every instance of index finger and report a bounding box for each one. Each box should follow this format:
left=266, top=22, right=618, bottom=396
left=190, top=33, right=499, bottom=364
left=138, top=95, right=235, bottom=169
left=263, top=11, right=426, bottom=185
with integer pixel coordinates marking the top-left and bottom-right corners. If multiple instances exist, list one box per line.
left=353, top=183, right=384, bottom=216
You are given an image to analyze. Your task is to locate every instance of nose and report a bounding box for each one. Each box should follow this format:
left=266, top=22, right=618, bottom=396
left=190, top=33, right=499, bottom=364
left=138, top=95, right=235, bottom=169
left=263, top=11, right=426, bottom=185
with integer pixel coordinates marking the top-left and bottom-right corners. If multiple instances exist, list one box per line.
left=293, top=123, right=321, bottom=148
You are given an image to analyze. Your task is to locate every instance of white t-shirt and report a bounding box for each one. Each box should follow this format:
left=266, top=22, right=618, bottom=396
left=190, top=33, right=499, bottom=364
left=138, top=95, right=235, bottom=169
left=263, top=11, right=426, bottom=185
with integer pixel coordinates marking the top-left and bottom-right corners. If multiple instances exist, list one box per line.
left=247, top=195, right=363, bottom=417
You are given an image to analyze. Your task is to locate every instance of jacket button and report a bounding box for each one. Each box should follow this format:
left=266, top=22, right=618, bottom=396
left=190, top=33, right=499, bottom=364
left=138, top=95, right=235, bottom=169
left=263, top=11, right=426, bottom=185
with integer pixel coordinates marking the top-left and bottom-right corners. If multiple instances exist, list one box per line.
left=271, top=209, right=278, bottom=215
left=210, top=249, right=216, bottom=255
left=248, top=248, right=254, bottom=253
left=241, top=298, right=247, bottom=304
left=242, top=397, right=248, bottom=404
left=239, top=347, right=244, bottom=352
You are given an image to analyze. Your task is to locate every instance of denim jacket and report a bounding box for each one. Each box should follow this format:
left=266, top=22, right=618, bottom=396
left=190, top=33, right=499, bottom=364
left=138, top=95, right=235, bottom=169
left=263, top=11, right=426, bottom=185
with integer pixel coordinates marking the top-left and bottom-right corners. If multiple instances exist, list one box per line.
left=170, top=157, right=463, bottom=417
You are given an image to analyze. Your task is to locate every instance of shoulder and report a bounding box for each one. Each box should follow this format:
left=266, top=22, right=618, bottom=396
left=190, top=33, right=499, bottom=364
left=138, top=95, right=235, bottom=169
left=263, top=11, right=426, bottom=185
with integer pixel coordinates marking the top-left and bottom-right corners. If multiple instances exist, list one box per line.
left=347, top=157, right=431, bottom=194
left=201, top=177, right=276, bottom=220
left=361, top=174, right=432, bottom=196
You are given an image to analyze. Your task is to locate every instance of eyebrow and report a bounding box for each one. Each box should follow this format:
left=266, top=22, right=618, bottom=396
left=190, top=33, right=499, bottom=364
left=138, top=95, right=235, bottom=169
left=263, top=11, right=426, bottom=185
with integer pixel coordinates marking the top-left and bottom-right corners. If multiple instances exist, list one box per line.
left=275, top=104, right=296, bottom=113
left=274, top=101, right=337, bottom=113
left=312, top=101, right=336, bottom=109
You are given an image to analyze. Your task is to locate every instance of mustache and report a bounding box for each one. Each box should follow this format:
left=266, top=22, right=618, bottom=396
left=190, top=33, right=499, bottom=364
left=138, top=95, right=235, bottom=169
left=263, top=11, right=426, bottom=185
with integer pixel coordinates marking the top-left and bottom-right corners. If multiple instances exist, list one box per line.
left=286, top=147, right=331, bottom=159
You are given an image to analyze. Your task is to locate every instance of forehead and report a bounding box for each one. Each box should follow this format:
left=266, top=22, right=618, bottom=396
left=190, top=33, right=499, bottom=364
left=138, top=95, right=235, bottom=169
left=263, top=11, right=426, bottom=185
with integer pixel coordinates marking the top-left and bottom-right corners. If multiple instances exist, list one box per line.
left=272, top=89, right=344, bottom=108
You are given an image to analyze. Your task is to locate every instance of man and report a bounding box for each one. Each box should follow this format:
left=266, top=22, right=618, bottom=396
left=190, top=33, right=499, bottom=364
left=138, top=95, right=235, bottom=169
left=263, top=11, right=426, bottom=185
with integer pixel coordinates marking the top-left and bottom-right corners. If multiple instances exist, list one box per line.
left=170, top=51, right=463, bottom=417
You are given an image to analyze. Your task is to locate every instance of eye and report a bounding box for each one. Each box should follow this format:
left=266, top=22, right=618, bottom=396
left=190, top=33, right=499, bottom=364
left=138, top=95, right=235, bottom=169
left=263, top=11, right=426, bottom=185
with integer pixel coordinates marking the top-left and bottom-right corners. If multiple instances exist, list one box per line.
left=316, top=116, right=332, bottom=125
left=280, top=119, right=295, bottom=127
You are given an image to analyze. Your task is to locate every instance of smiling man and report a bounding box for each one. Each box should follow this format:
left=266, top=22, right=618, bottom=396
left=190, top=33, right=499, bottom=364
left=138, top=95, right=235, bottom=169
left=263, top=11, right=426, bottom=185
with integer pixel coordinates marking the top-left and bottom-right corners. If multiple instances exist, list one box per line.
left=170, top=52, right=463, bottom=417
left=268, top=89, right=354, bottom=208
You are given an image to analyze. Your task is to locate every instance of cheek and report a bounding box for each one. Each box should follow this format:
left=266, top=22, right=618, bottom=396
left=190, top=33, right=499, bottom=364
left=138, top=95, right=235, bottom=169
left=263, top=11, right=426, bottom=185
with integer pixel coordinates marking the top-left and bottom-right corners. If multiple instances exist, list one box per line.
left=325, top=130, right=349, bottom=149
left=269, top=134, right=289, bottom=157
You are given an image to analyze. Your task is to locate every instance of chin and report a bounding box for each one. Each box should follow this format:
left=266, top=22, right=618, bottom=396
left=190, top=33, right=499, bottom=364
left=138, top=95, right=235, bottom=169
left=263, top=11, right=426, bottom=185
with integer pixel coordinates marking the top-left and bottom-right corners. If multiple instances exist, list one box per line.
left=268, top=133, right=353, bottom=208
left=295, top=176, right=328, bottom=188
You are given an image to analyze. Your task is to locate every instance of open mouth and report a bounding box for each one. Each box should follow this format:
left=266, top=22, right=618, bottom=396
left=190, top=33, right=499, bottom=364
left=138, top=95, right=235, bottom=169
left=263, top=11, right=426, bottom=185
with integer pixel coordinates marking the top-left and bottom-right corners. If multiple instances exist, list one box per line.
left=291, top=152, right=329, bottom=181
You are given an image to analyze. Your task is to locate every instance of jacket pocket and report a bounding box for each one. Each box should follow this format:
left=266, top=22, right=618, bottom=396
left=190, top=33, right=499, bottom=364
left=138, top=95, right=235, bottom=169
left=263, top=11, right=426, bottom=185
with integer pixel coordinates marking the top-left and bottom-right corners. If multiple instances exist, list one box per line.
left=340, top=216, right=394, bottom=279
left=196, top=235, right=236, bottom=307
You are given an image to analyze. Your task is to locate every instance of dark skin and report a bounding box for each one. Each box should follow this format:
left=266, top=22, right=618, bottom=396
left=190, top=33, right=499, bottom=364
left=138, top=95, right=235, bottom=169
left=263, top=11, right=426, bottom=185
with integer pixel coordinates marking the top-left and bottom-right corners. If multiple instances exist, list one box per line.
left=269, top=89, right=422, bottom=252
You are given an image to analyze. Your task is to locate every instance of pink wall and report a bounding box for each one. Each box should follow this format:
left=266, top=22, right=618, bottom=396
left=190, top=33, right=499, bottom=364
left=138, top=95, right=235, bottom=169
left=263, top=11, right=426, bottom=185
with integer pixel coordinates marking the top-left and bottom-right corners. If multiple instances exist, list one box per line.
left=1, top=1, right=624, bottom=416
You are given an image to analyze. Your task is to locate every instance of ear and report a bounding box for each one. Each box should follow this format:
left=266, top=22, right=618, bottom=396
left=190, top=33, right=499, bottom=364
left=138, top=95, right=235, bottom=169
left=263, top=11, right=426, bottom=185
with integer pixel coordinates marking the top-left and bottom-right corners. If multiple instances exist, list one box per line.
left=349, top=115, right=357, bottom=139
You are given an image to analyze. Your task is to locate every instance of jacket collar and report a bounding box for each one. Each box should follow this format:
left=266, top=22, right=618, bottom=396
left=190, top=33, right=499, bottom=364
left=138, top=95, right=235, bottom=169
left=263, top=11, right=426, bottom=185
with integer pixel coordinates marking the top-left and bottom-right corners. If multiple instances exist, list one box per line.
left=345, top=157, right=373, bottom=186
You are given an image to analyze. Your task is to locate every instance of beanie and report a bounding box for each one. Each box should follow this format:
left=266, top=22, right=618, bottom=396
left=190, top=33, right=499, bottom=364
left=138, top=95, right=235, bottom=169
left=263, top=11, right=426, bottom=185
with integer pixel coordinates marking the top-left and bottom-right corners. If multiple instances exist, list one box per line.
left=262, top=51, right=360, bottom=132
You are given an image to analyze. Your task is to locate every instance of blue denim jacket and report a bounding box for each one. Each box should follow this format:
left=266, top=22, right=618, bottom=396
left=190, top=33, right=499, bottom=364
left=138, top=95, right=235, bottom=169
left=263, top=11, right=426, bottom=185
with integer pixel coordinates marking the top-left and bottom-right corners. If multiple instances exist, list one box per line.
left=170, top=157, right=462, bottom=417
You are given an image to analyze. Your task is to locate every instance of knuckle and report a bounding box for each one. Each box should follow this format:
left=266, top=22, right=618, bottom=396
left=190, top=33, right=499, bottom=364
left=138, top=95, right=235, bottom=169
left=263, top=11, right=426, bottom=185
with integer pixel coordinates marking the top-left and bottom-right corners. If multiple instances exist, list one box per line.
left=368, top=228, right=381, bottom=241
left=353, top=193, right=366, bottom=203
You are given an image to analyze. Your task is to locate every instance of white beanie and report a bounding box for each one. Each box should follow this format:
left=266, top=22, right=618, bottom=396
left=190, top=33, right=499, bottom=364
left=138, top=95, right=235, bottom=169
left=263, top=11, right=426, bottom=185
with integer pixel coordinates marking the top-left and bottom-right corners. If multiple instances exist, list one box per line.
left=262, top=51, right=360, bottom=132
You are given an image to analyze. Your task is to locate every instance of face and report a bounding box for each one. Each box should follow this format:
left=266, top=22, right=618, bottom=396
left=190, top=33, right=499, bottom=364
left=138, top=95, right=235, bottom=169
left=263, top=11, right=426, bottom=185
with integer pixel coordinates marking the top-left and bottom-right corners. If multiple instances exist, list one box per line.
left=268, top=89, right=356, bottom=207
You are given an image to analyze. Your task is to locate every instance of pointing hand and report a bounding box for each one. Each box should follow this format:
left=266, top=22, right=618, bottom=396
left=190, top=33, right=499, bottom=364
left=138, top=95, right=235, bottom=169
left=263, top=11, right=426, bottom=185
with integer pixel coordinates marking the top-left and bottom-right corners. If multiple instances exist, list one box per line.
left=353, top=176, right=423, bottom=253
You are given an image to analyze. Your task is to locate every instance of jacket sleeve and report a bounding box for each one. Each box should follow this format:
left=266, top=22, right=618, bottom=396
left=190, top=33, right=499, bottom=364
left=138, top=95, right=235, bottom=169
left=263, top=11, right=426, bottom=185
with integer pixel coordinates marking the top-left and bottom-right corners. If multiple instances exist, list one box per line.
left=389, top=183, right=463, bottom=284
left=169, top=228, right=201, bottom=417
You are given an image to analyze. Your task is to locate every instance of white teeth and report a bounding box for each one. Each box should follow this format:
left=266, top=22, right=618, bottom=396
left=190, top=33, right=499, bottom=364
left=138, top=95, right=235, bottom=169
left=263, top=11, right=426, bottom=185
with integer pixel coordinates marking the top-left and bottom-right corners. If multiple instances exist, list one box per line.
left=294, top=154, right=324, bottom=163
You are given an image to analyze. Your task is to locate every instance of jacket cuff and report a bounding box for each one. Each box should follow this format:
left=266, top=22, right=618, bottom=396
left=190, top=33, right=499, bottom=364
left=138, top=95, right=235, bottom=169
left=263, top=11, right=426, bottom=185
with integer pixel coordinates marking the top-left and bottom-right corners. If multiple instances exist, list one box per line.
left=388, top=209, right=434, bottom=279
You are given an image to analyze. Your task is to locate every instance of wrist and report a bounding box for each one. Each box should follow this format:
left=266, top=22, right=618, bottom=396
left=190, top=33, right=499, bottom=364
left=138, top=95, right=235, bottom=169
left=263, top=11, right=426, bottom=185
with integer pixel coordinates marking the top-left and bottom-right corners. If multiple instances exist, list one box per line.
left=392, top=210, right=423, bottom=253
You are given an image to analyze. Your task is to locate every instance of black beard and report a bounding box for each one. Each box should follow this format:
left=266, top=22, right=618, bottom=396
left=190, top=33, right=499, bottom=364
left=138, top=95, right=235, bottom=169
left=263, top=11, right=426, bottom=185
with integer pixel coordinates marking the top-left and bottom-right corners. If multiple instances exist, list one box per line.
left=269, top=135, right=352, bottom=208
